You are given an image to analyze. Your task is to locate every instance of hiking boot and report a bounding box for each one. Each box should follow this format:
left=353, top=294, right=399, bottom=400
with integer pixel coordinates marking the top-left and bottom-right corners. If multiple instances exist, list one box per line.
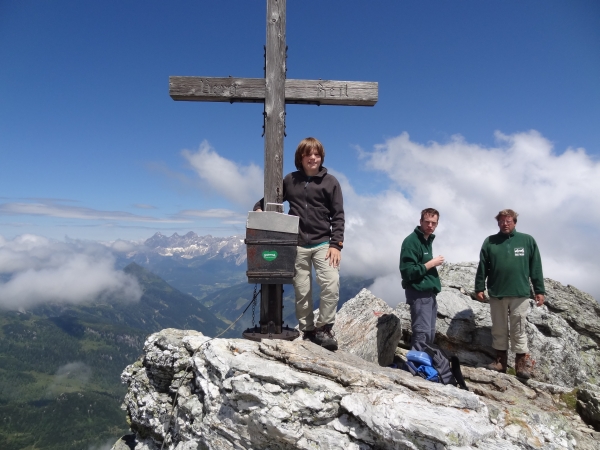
left=314, top=324, right=338, bottom=351
left=515, top=353, right=534, bottom=379
left=302, top=329, right=317, bottom=343
left=486, top=350, right=507, bottom=373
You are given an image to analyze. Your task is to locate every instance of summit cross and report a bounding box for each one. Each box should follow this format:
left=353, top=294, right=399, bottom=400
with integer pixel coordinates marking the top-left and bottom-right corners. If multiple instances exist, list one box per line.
left=168, top=0, right=377, bottom=339
left=169, top=0, right=378, bottom=212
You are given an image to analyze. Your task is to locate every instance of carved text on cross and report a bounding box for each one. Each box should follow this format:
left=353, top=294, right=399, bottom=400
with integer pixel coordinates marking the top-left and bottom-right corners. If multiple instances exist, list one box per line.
left=170, top=77, right=377, bottom=106
left=169, top=0, right=377, bottom=212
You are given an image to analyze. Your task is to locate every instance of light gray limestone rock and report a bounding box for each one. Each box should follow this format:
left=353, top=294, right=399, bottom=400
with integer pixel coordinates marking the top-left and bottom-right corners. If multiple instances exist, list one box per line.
left=396, top=347, right=599, bottom=450
left=121, top=329, right=499, bottom=449
left=331, top=288, right=401, bottom=366
left=437, top=261, right=479, bottom=297
left=119, top=328, right=600, bottom=450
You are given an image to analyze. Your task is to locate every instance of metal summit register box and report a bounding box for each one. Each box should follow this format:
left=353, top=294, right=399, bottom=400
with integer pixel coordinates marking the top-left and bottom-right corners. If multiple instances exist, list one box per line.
left=245, top=211, right=299, bottom=284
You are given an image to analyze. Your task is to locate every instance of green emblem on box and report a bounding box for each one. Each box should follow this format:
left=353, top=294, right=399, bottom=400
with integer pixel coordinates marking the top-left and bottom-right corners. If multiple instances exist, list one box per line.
left=262, top=250, right=278, bottom=261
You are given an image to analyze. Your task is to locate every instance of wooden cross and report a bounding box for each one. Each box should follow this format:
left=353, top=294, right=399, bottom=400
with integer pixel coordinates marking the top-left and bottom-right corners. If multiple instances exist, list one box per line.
left=169, top=0, right=378, bottom=213
left=169, top=0, right=377, bottom=338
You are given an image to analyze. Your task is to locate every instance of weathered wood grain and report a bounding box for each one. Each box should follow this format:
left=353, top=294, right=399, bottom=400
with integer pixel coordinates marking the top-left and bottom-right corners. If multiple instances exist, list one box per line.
left=263, top=0, right=286, bottom=214
left=169, top=77, right=265, bottom=102
left=285, top=79, right=378, bottom=106
left=170, top=77, right=378, bottom=106
left=260, top=0, right=287, bottom=333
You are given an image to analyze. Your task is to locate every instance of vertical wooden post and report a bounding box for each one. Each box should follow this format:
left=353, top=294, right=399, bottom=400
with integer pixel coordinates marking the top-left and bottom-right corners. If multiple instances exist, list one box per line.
left=264, top=0, right=286, bottom=213
left=260, top=0, right=287, bottom=335
left=259, top=284, right=283, bottom=335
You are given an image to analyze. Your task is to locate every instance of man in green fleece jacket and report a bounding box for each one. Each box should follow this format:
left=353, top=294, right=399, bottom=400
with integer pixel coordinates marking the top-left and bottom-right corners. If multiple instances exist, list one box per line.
left=399, top=208, right=445, bottom=349
left=475, top=209, right=545, bottom=379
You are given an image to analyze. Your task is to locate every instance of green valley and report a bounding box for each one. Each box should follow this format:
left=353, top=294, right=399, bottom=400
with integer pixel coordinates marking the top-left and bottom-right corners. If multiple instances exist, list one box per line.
left=0, top=263, right=231, bottom=450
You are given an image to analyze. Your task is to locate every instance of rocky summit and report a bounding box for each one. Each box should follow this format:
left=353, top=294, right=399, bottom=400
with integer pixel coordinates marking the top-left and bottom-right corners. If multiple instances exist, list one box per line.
left=113, top=263, right=600, bottom=450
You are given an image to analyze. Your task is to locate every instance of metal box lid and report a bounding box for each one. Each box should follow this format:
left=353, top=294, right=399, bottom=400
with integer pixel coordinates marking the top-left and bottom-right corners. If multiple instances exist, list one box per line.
left=246, top=211, right=299, bottom=234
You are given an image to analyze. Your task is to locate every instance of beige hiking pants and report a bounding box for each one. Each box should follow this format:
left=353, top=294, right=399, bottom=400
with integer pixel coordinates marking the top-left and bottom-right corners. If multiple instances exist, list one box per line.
left=293, top=245, right=340, bottom=331
left=489, top=296, right=530, bottom=354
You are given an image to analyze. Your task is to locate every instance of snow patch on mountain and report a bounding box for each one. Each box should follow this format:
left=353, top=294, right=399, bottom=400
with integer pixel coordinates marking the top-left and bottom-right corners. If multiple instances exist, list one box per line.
left=139, top=232, right=246, bottom=265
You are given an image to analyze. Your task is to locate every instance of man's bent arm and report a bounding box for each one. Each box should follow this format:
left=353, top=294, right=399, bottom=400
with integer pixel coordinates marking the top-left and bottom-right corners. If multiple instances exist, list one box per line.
left=474, top=242, right=489, bottom=293
left=529, top=240, right=545, bottom=295
left=328, top=181, right=344, bottom=251
left=253, top=199, right=264, bottom=211
left=399, top=246, right=427, bottom=282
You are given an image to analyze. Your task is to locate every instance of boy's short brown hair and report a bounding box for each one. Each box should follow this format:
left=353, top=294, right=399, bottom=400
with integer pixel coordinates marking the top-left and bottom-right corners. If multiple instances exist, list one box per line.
left=420, top=208, right=440, bottom=221
left=294, top=137, right=325, bottom=171
left=495, top=209, right=519, bottom=223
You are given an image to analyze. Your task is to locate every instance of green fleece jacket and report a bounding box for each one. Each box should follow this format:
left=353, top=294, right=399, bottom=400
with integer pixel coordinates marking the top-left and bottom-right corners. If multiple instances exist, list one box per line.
left=475, top=230, right=545, bottom=298
left=399, top=226, right=441, bottom=293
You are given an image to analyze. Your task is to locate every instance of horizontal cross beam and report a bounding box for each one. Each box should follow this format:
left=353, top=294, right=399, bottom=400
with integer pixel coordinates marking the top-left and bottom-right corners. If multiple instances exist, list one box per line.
left=170, top=76, right=378, bottom=106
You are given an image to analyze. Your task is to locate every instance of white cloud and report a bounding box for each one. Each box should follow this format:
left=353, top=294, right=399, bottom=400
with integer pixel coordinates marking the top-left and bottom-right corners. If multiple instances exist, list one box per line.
left=0, top=235, right=142, bottom=310
left=46, top=362, right=92, bottom=394
left=182, top=140, right=263, bottom=208
left=178, top=208, right=244, bottom=220
left=103, top=238, right=143, bottom=253
left=341, top=131, right=600, bottom=304
left=0, top=200, right=187, bottom=223
left=367, top=273, right=405, bottom=307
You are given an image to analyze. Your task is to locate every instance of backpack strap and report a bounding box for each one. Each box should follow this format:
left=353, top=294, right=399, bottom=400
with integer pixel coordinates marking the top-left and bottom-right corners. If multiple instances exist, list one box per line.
left=420, top=342, right=457, bottom=386
left=403, top=360, right=427, bottom=379
left=450, top=356, right=469, bottom=391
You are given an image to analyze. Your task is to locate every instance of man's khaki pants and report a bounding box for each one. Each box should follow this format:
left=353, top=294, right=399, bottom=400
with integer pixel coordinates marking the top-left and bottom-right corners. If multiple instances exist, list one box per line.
left=489, top=296, right=530, bottom=354
left=293, top=245, right=340, bottom=331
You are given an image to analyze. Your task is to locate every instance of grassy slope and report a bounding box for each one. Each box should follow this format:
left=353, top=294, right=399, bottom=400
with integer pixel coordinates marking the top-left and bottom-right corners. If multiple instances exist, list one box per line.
left=0, top=310, right=139, bottom=450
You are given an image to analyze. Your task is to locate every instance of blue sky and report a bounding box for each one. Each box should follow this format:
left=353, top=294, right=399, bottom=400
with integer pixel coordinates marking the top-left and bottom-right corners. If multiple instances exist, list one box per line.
left=2, top=1, right=600, bottom=301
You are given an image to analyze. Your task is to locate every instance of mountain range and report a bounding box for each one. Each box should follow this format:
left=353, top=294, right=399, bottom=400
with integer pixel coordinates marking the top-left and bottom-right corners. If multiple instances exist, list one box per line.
left=117, top=232, right=247, bottom=299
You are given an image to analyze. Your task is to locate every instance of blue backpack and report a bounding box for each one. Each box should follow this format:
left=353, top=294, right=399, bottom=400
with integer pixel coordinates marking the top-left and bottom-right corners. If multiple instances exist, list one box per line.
left=403, top=342, right=468, bottom=390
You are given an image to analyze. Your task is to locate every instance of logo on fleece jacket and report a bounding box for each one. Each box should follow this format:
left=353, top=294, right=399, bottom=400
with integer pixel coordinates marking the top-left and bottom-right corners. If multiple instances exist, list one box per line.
left=514, top=248, right=525, bottom=257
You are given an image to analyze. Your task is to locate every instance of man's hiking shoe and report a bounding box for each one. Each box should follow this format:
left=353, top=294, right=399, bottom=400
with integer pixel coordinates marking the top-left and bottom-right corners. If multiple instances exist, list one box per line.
left=486, top=350, right=507, bottom=373
left=314, top=324, right=338, bottom=351
left=515, top=353, right=534, bottom=379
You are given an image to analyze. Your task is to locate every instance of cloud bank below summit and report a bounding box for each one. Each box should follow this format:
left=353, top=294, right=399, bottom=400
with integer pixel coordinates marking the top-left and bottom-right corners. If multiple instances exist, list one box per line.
left=192, top=130, right=600, bottom=305
left=2, top=131, right=597, bottom=309
left=0, top=235, right=142, bottom=310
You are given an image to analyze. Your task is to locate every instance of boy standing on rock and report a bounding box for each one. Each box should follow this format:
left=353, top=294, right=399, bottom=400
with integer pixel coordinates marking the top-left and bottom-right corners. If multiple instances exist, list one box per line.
left=399, top=208, right=444, bottom=349
left=475, top=209, right=545, bottom=379
left=254, top=137, right=344, bottom=351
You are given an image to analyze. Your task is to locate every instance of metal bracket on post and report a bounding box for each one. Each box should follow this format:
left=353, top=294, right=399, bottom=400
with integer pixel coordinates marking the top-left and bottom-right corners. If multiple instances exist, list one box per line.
left=265, top=202, right=284, bottom=213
